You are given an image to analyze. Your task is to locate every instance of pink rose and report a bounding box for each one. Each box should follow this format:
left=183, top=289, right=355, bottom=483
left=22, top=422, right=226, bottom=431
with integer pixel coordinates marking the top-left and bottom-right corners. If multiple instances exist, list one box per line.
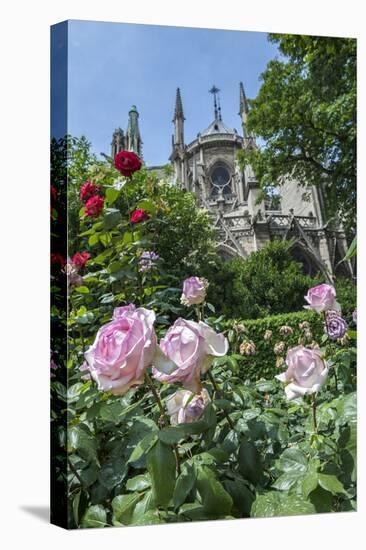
left=181, top=277, right=208, bottom=306
left=304, top=283, right=340, bottom=313
left=152, top=318, right=228, bottom=392
left=84, top=305, right=156, bottom=395
left=166, top=388, right=210, bottom=425
left=275, top=345, right=328, bottom=400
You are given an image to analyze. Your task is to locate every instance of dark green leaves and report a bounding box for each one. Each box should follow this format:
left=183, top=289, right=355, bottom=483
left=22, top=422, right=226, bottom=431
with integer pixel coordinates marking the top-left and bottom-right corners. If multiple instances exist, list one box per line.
left=251, top=492, right=316, bottom=518
left=81, top=505, right=107, bottom=528
left=238, top=441, right=263, bottom=485
left=147, top=441, right=176, bottom=507
left=196, top=466, right=233, bottom=516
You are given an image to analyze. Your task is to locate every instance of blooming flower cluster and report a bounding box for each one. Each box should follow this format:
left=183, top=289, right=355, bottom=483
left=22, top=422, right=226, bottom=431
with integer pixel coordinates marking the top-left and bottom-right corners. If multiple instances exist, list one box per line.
left=83, top=281, right=228, bottom=424
left=139, top=251, right=160, bottom=272
left=80, top=181, right=104, bottom=218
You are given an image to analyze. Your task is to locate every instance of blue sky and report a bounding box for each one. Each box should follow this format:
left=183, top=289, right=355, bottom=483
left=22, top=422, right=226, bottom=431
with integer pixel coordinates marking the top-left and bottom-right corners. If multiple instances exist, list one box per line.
left=66, top=20, right=279, bottom=166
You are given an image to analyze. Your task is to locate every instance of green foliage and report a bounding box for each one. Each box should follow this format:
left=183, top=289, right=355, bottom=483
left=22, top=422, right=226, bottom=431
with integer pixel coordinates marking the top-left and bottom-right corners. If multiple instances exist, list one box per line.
left=221, top=310, right=324, bottom=380
left=334, top=278, right=356, bottom=322
left=50, top=135, right=357, bottom=529
left=238, top=35, right=356, bottom=232
left=208, top=241, right=318, bottom=319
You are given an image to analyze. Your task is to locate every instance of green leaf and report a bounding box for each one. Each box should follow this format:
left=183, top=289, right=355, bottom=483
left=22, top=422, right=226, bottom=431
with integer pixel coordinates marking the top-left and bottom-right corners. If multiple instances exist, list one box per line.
left=126, top=474, right=151, bottom=492
left=147, top=440, right=176, bottom=507
left=251, top=492, right=316, bottom=518
left=88, top=233, right=99, bottom=246
left=318, top=474, right=346, bottom=495
left=196, top=466, right=233, bottom=516
left=238, top=441, right=263, bottom=485
left=99, top=459, right=128, bottom=490
left=128, top=432, right=158, bottom=464
left=223, top=479, right=254, bottom=516
left=302, top=471, right=319, bottom=498
left=68, top=425, right=98, bottom=464
left=74, top=285, right=90, bottom=294
left=272, top=471, right=301, bottom=491
left=276, top=447, right=308, bottom=474
left=81, top=504, right=107, bottom=528
left=106, top=187, right=121, bottom=205
left=112, top=493, right=143, bottom=525
left=173, top=462, right=196, bottom=509
left=103, top=208, right=122, bottom=230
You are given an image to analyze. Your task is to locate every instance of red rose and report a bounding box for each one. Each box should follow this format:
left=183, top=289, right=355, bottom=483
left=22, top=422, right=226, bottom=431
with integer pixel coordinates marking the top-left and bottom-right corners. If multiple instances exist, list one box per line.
left=71, top=251, right=91, bottom=269
left=114, top=150, right=142, bottom=177
left=80, top=181, right=101, bottom=203
left=85, top=195, right=104, bottom=218
left=51, top=253, right=66, bottom=267
left=130, top=208, right=149, bottom=224
left=51, top=185, right=57, bottom=201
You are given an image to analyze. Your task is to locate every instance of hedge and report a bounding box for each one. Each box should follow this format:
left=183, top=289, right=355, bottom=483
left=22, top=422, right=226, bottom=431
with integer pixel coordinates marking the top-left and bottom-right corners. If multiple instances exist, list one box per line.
left=218, top=310, right=325, bottom=381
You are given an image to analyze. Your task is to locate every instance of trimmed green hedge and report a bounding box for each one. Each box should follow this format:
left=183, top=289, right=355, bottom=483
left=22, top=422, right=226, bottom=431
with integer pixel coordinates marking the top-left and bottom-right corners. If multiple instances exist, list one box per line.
left=220, top=310, right=325, bottom=381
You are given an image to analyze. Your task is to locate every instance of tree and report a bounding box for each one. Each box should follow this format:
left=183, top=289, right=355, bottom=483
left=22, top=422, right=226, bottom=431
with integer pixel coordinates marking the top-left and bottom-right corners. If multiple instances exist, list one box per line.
left=239, top=35, right=356, bottom=232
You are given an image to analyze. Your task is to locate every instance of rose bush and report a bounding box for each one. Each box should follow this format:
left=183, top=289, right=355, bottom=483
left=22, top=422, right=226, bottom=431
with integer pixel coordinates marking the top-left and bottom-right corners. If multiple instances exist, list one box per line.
left=50, top=138, right=357, bottom=529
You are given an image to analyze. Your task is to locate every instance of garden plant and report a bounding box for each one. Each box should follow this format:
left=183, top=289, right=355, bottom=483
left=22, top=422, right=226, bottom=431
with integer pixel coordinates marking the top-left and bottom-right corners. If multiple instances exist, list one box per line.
left=51, top=145, right=357, bottom=528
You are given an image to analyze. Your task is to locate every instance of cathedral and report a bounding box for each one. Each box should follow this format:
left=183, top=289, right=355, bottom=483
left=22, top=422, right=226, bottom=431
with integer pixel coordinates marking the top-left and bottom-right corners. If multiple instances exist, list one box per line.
left=111, top=85, right=353, bottom=281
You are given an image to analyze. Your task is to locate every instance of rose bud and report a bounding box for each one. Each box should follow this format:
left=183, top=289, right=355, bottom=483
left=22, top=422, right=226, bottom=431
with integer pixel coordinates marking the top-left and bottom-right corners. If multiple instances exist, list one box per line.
left=166, top=388, right=210, bottom=425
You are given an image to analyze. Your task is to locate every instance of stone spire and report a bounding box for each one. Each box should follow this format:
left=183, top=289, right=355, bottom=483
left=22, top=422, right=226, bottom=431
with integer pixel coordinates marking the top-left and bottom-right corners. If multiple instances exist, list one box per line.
left=173, top=87, right=185, bottom=120
left=111, top=127, right=125, bottom=157
left=126, top=105, right=142, bottom=157
left=173, top=88, right=185, bottom=146
left=239, top=82, right=250, bottom=137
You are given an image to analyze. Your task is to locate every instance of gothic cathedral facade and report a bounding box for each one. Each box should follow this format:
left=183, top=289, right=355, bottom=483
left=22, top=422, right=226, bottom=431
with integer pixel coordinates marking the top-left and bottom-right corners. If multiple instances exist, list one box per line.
left=111, top=85, right=353, bottom=281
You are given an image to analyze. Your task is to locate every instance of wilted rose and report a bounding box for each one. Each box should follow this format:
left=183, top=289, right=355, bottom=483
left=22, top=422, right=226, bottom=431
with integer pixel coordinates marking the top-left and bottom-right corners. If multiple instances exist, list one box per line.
left=181, top=276, right=209, bottom=306
left=263, top=330, right=273, bottom=341
left=274, top=341, right=285, bottom=355
left=166, top=388, right=210, bottom=425
left=239, top=340, right=256, bottom=356
left=279, top=325, right=293, bottom=336
left=304, top=283, right=340, bottom=313
left=152, top=318, right=228, bottom=392
left=275, top=345, right=328, bottom=400
left=84, top=305, right=157, bottom=395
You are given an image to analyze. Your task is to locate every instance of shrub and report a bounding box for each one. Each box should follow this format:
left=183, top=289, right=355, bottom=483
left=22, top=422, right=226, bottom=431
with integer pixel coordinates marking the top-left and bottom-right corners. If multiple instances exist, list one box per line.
left=207, top=241, right=319, bottom=319
left=335, top=277, right=356, bottom=322
left=219, top=310, right=325, bottom=380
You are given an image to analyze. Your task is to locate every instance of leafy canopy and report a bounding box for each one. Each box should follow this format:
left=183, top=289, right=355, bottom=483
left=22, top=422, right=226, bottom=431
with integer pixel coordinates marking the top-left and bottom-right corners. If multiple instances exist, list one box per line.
left=238, top=34, right=356, bottom=232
